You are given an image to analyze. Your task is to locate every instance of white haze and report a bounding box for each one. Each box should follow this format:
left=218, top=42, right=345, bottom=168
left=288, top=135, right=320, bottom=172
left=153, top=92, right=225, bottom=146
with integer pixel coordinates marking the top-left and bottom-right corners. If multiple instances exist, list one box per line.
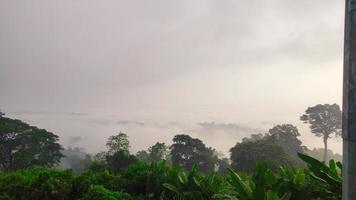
left=0, top=0, right=344, bottom=155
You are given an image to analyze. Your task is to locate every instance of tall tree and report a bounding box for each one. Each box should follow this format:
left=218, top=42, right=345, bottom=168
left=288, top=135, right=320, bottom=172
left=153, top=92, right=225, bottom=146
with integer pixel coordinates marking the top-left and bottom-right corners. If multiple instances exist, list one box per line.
left=267, top=124, right=305, bottom=155
left=106, top=132, right=130, bottom=155
left=170, top=134, right=218, bottom=173
left=0, top=114, right=63, bottom=171
left=148, top=142, right=169, bottom=162
left=300, top=104, right=342, bottom=162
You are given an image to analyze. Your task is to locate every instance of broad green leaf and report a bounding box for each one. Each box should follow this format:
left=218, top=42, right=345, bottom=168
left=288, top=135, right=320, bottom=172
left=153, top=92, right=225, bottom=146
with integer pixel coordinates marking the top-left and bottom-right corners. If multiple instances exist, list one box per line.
left=266, top=191, right=280, bottom=200
left=336, top=161, right=343, bottom=170
left=298, top=153, right=327, bottom=169
left=227, top=168, right=252, bottom=200
left=163, top=183, right=180, bottom=194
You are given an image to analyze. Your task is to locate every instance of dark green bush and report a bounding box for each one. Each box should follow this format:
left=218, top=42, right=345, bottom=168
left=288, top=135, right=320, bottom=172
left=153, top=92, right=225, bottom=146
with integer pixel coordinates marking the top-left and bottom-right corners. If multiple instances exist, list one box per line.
left=0, top=154, right=342, bottom=200
left=118, top=162, right=149, bottom=195
left=72, top=170, right=122, bottom=199
left=80, top=185, right=137, bottom=200
left=0, top=168, right=74, bottom=200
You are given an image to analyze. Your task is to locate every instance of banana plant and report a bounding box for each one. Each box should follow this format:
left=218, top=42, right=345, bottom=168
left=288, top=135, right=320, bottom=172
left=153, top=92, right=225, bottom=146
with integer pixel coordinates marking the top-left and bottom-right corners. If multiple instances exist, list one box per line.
left=162, top=164, right=224, bottom=200
left=217, top=164, right=291, bottom=200
left=297, top=153, right=342, bottom=199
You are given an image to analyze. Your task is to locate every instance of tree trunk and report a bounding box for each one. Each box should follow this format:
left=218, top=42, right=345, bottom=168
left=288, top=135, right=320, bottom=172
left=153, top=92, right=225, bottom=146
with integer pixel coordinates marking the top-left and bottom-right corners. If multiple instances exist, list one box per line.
left=323, top=136, right=328, bottom=163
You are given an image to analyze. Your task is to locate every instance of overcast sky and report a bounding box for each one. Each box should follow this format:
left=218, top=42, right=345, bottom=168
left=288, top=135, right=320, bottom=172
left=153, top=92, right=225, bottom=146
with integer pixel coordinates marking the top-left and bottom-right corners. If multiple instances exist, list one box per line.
left=0, top=0, right=344, bottom=155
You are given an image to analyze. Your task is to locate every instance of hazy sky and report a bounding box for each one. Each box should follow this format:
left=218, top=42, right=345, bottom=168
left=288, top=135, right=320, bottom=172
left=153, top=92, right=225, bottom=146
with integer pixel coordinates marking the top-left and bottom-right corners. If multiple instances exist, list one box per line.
left=0, top=0, right=344, bottom=155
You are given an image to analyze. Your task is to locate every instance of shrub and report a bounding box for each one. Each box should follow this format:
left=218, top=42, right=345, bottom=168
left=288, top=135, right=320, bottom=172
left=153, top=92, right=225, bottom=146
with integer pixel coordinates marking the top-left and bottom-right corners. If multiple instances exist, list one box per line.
left=0, top=154, right=343, bottom=200
left=0, top=168, right=74, bottom=200
left=72, top=171, right=122, bottom=199
left=81, top=185, right=136, bottom=200
left=118, top=162, right=149, bottom=195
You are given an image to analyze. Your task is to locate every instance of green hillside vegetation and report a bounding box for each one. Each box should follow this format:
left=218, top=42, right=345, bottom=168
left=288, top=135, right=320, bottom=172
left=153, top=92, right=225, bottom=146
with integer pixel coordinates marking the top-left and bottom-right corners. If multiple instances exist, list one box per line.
left=0, top=154, right=342, bottom=200
left=0, top=104, right=343, bottom=199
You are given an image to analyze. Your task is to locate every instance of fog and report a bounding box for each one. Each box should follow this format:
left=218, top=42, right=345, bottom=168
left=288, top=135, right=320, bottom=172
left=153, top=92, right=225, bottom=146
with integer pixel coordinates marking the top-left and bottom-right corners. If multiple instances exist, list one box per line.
left=0, top=0, right=344, bottom=154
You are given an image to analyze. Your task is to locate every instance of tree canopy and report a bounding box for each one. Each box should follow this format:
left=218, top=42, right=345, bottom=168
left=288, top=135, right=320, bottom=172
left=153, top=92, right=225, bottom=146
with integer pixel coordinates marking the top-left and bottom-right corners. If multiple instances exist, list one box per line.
left=106, top=150, right=138, bottom=173
left=170, top=134, right=218, bottom=173
left=300, top=104, right=342, bottom=162
left=268, top=124, right=305, bottom=156
left=136, top=142, right=170, bottom=164
left=230, top=137, right=293, bottom=172
left=106, top=132, right=130, bottom=155
left=0, top=114, right=63, bottom=171
left=148, top=142, right=169, bottom=162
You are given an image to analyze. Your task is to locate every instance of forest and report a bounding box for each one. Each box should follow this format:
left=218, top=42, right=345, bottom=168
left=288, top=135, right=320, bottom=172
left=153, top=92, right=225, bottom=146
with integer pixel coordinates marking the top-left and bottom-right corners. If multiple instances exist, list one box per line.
left=0, top=103, right=343, bottom=200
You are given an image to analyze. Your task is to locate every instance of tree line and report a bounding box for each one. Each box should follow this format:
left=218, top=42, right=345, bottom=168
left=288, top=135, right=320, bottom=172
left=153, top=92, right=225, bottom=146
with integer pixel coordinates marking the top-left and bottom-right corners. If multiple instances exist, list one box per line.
left=0, top=103, right=342, bottom=174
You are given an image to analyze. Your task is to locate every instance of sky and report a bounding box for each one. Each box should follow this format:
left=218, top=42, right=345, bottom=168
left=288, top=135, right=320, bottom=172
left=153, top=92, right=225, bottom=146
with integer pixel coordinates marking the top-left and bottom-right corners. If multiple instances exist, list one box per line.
left=0, top=0, right=344, bottom=155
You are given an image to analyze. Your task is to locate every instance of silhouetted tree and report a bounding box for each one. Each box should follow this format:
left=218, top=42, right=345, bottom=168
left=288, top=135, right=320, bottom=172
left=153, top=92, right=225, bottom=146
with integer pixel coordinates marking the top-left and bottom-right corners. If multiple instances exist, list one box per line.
left=106, top=150, right=138, bottom=173
left=0, top=114, right=63, bottom=171
left=170, top=134, right=218, bottom=173
left=136, top=142, right=170, bottom=164
left=268, top=124, right=305, bottom=156
left=106, top=132, right=130, bottom=155
left=230, top=138, right=292, bottom=172
left=241, top=133, right=266, bottom=142
left=148, top=142, right=169, bottom=162
left=93, top=151, right=107, bottom=162
left=300, top=104, right=342, bottom=162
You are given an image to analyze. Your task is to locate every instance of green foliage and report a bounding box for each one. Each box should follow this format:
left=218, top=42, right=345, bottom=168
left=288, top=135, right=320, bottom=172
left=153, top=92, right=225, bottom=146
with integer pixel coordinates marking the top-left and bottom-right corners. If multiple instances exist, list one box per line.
left=0, top=154, right=342, bottom=200
left=230, top=139, right=293, bottom=172
left=136, top=142, right=170, bottom=164
left=0, top=116, right=63, bottom=171
left=239, top=124, right=306, bottom=169
left=300, top=104, right=342, bottom=138
left=268, top=124, right=305, bottom=156
left=162, top=164, right=225, bottom=200
left=298, top=153, right=342, bottom=199
left=148, top=142, right=169, bottom=163
left=300, top=104, right=342, bottom=162
left=106, top=150, right=139, bottom=173
left=219, top=164, right=291, bottom=200
left=73, top=170, right=122, bottom=198
left=170, top=134, right=219, bottom=173
left=119, top=161, right=149, bottom=195
left=81, top=185, right=138, bottom=200
left=0, top=112, right=344, bottom=200
left=106, top=132, right=130, bottom=155
left=0, top=168, right=74, bottom=200
left=86, top=160, right=109, bottom=173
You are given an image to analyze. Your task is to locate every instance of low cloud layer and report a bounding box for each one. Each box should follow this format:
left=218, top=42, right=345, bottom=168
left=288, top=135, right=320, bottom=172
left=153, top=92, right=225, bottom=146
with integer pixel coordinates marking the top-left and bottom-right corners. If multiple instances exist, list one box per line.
left=198, top=122, right=264, bottom=134
left=117, top=121, right=146, bottom=127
